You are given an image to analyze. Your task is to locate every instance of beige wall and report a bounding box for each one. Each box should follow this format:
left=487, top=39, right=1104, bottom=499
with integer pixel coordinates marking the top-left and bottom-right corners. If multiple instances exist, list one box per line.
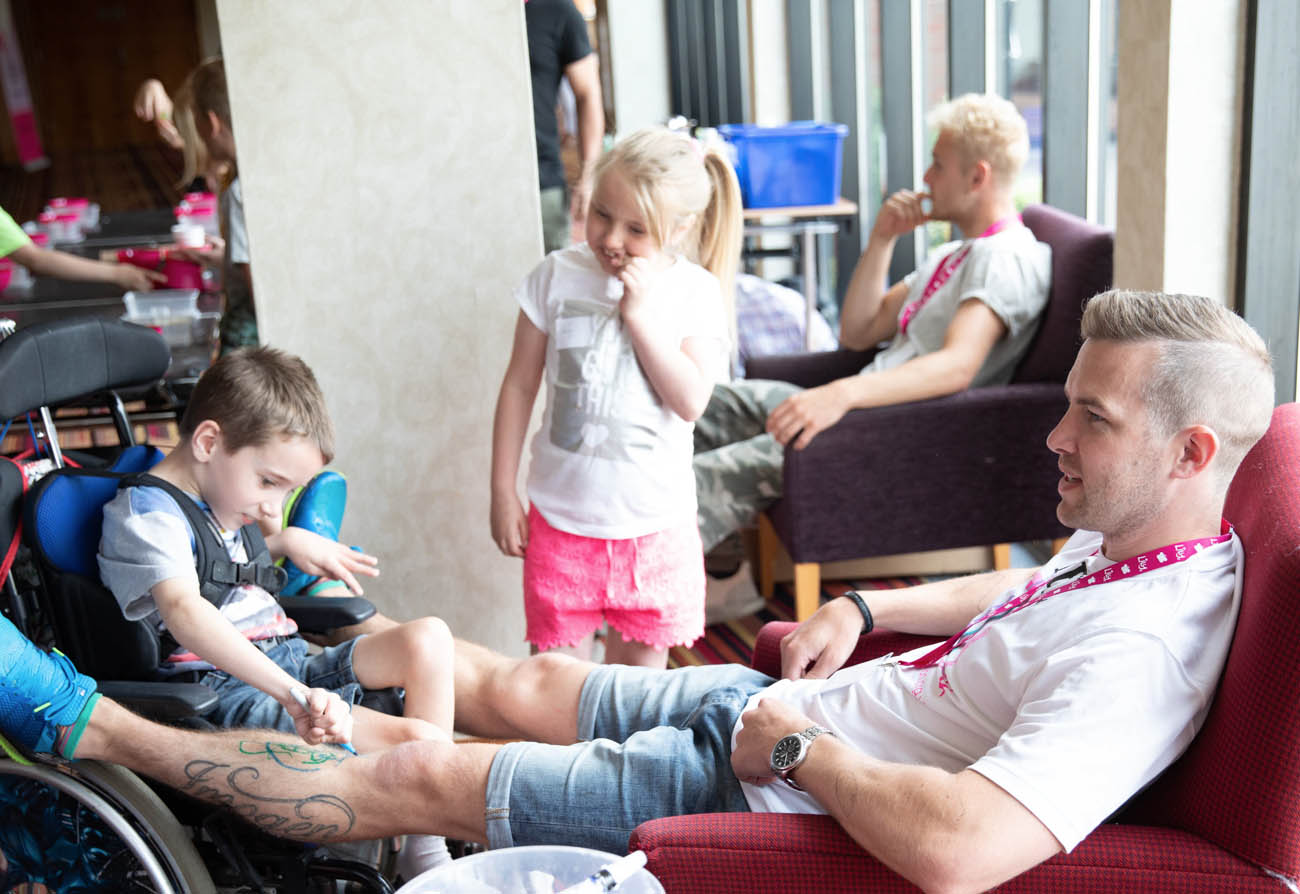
left=216, top=1, right=539, bottom=654
left=1115, top=0, right=1244, bottom=305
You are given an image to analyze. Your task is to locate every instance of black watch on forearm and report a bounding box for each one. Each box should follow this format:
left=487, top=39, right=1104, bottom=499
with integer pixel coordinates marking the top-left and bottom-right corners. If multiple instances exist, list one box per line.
left=842, top=590, right=874, bottom=634
left=770, top=725, right=834, bottom=790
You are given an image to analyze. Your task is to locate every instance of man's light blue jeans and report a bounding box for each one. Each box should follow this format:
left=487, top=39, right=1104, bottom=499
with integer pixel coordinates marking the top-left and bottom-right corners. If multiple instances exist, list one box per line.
left=484, top=662, right=773, bottom=852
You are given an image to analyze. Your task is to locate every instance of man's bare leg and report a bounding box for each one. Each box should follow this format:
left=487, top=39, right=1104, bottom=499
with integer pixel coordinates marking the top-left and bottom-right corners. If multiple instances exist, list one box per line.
left=451, top=639, right=595, bottom=743
left=75, top=698, right=499, bottom=844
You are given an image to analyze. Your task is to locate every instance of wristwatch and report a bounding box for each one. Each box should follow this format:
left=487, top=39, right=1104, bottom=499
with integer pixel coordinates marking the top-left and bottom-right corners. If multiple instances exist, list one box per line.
left=769, top=725, right=834, bottom=791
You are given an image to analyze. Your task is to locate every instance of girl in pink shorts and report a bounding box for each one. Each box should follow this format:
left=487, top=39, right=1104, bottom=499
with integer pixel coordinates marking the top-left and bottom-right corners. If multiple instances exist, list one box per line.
left=490, top=128, right=743, bottom=668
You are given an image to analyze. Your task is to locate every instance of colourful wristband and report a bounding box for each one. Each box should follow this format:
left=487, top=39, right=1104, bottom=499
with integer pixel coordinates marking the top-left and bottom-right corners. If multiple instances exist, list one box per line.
left=842, top=591, right=874, bottom=634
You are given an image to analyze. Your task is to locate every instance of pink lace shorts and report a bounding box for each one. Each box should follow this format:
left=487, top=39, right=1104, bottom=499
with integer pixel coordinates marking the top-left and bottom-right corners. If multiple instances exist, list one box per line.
left=523, top=506, right=705, bottom=651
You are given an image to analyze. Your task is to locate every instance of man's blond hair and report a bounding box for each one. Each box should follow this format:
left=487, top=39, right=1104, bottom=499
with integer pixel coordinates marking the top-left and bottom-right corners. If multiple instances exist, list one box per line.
left=1081, top=290, right=1274, bottom=488
left=927, top=93, right=1029, bottom=187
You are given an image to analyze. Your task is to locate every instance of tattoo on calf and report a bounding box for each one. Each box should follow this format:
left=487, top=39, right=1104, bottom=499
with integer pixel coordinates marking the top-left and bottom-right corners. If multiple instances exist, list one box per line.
left=182, top=743, right=356, bottom=840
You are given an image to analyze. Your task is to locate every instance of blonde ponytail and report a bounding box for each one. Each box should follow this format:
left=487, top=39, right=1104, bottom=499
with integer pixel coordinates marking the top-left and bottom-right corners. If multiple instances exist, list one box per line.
left=696, top=150, right=743, bottom=359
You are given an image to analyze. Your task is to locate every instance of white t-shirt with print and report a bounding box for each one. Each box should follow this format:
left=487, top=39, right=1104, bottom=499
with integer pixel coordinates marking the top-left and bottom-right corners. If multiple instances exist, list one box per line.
left=519, top=243, right=729, bottom=539
left=734, top=527, right=1242, bottom=853
left=867, top=224, right=1052, bottom=385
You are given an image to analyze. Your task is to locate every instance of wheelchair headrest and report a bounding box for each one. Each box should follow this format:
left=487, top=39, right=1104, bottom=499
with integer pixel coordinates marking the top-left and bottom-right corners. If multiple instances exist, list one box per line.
left=0, top=317, right=171, bottom=420
left=26, top=445, right=165, bottom=578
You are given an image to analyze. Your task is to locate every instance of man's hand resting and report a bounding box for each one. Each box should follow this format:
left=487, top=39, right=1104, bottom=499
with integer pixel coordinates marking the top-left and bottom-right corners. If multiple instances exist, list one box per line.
left=731, top=697, right=818, bottom=785
left=781, top=597, right=865, bottom=680
left=766, top=380, right=852, bottom=450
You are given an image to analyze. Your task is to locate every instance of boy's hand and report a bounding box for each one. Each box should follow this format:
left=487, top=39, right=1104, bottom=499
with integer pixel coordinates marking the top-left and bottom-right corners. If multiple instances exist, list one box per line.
left=491, top=491, right=529, bottom=557
left=286, top=686, right=354, bottom=747
left=274, top=527, right=379, bottom=595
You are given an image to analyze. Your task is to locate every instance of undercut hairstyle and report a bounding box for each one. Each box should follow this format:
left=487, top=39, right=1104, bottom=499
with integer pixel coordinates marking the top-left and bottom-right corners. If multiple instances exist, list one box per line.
left=179, top=346, right=335, bottom=464
left=593, top=127, right=744, bottom=345
left=927, top=93, right=1030, bottom=188
left=1081, top=290, right=1274, bottom=487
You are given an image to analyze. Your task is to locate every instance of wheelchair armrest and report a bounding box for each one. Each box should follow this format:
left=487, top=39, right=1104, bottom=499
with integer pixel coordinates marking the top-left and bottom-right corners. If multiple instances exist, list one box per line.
left=279, top=594, right=376, bottom=633
left=98, top=680, right=219, bottom=721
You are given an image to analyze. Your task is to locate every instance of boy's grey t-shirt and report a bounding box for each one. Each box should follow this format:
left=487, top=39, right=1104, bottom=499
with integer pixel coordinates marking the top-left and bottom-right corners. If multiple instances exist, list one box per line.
left=98, top=485, right=297, bottom=673
left=867, top=224, right=1052, bottom=385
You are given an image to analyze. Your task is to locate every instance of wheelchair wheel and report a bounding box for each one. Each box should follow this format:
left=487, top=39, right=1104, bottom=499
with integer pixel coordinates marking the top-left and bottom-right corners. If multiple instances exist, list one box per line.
left=0, top=757, right=213, bottom=893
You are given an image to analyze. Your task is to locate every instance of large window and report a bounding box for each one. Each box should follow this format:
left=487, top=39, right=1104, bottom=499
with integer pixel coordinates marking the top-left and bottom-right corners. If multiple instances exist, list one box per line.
left=922, top=0, right=950, bottom=248
left=997, top=0, right=1044, bottom=210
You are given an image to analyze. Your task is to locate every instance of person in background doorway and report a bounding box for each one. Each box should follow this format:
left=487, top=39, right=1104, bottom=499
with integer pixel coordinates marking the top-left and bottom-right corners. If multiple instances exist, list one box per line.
left=526, top=0, right=604, bottom=253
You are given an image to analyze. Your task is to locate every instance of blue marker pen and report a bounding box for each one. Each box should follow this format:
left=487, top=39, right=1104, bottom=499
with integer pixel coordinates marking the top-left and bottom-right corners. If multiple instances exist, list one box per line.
left=290, top=687, right=359, bottom=755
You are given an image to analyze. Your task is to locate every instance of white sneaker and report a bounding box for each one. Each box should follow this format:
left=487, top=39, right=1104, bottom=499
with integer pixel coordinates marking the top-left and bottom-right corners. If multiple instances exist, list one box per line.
left=705, top=560, right=766, bottom=625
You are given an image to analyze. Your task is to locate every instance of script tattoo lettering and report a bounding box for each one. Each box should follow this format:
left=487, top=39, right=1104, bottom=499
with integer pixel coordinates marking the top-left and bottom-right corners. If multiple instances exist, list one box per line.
left=182, top=757, right=356, bottom=840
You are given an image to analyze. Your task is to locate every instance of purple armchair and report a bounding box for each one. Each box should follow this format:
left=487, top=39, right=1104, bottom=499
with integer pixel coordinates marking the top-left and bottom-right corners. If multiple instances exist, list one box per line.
left=748, top=204, right=1114, bottom=619
left=633, top=403, right=1300, bottom=892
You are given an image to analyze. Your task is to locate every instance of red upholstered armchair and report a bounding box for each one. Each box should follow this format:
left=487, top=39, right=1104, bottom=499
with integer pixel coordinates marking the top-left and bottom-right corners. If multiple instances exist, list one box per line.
left=632, top=402, right=1300, bottom=893
left=749, top=204, right=1114, bottom=620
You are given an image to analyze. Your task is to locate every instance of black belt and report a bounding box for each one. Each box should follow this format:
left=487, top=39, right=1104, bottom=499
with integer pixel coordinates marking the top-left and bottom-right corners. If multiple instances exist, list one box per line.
left=252, top=634, right=296, bottom=652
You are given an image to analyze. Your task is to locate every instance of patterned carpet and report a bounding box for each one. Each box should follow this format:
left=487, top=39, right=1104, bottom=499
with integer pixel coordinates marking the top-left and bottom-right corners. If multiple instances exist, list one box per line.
left=668, top=574, right=926, bottom=668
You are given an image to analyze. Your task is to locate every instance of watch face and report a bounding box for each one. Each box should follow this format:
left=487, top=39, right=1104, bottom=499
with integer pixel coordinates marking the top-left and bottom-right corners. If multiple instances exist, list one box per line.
left=771, top=734, right=804, bottom=771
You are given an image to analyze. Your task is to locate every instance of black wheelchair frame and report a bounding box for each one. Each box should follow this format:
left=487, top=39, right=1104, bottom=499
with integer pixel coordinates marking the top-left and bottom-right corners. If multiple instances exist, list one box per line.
left=0, top=317, right=397, bottom=893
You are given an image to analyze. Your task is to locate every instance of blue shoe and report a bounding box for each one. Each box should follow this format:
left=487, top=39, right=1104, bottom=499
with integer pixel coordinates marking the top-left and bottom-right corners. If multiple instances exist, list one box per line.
left=0, top=615, right=100, bottom=758
left=280, top=470, right=348, bottom=596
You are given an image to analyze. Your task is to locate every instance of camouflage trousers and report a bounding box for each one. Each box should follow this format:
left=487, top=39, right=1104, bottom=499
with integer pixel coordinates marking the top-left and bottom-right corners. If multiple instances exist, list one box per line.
left=219, top=304, right=260, bottom=356
left=694, top=379, right=802, bottom=552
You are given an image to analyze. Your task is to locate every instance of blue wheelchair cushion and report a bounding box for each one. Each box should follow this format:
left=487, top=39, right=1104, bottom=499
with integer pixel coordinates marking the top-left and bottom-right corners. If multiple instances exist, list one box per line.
left=33, top=445, right=165, bottom=578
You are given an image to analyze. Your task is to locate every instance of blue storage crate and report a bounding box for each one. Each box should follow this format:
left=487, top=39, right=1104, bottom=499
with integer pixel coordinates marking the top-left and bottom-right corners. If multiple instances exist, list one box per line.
left=718, top=121, right=848, bottom=208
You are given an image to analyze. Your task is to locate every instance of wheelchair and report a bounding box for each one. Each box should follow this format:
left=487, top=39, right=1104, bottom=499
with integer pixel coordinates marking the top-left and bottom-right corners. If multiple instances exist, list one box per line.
left=0, top=317, right=398, bottom=893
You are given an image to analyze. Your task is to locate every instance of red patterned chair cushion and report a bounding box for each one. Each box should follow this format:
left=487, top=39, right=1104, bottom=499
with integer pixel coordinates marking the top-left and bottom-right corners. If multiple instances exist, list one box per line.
left=631, top=403, right=1300, bottom=892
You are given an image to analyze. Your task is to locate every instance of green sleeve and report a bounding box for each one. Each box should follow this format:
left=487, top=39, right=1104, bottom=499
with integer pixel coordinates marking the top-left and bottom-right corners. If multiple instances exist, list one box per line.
left=0, top=207, right=32, bottom=259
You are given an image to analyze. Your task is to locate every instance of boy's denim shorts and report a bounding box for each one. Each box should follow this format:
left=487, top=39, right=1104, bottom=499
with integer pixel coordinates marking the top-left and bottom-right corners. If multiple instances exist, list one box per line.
left=484, top=662, right=773, bottom=852
left=198, top=636, right=366, bottom=732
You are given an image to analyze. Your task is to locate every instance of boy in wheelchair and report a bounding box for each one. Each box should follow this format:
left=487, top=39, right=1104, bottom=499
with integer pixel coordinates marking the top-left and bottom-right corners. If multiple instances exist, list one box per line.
left=94, top=344, right=455, bottom=875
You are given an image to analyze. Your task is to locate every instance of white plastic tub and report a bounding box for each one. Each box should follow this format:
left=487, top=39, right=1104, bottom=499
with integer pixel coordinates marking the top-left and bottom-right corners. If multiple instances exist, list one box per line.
left=396, top=846, right=664, bottom=894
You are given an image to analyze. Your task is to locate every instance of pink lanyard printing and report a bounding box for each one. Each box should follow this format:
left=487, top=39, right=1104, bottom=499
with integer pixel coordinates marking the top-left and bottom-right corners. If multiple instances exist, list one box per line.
left=897, top=215, right=1022, bottom=335
left=901, top=521, right=1234, bottom=671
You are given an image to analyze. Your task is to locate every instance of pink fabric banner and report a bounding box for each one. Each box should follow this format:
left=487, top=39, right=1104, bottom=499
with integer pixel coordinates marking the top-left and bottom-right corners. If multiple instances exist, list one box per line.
left=0, top=0, right=47, bottom=170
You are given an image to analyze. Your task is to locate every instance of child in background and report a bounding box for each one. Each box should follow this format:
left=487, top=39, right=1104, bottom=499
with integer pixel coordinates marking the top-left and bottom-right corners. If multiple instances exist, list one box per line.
left=133, top=77, right=228, bottom=194
left=0, top=205, right=164, bottom=292
left=169, top=58, right=257, bottom=355
left=491, top=128, right=743, bottom=668
left=97, top=346, right=452, bottom=876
